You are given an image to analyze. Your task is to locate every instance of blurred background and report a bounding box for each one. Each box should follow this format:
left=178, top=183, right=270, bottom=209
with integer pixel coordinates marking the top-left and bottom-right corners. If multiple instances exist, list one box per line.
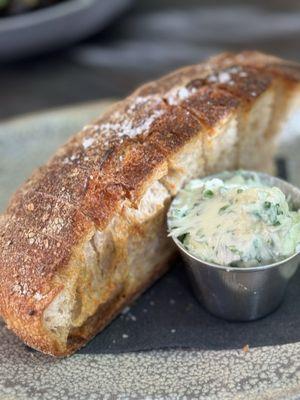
left=1, top=0, right=300, bottom=121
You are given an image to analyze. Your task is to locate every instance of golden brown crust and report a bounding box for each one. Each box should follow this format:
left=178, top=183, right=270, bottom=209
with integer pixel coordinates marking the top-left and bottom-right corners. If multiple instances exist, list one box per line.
left=1, top=51, right=300, bottom=356
left=209, top=51, right=300, bottom=91
left=136, top=53, right=274, bottom=135
left=176, top=86, right=240, bottom=128
left=0, top=215, right=67, bottom=354
left=138, top=54, right=273, bottom=102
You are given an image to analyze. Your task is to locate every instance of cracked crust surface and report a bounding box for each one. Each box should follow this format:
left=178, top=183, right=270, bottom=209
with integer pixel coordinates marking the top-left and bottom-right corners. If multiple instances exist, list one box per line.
left=0, top=51, right=300, bottom=356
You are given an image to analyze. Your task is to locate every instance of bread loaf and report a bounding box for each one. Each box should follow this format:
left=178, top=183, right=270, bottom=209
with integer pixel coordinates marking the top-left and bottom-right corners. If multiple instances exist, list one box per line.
left=1, top=51, right=300, bottom=356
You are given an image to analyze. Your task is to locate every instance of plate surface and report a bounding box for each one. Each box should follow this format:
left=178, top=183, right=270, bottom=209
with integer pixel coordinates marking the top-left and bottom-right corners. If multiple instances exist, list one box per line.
left=0, top=0, right=132, bottom=61
left=1, top=102, right=300, bottom=399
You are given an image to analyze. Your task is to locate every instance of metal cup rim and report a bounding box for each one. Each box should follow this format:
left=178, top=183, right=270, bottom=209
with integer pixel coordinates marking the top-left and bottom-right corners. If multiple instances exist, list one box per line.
left=168, top=169, right=300, bottom=273
left=172, top=234, right=300, bottom=272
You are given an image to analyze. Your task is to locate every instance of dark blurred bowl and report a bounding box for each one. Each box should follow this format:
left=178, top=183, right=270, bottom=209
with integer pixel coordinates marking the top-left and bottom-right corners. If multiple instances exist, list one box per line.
left=0, top=0, right=132, bottom=61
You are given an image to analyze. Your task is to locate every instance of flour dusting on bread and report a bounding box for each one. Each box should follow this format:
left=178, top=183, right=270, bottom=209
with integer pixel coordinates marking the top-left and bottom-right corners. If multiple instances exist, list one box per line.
left=1, top=51, right=300, bottom=356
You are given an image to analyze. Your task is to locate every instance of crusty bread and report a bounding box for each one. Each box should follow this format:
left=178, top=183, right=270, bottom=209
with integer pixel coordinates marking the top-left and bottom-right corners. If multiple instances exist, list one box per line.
left=1, top=51, right=300, bottom=356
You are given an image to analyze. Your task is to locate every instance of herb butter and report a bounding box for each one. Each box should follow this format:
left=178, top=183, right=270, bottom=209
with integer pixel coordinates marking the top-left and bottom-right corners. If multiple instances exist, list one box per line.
left=168, top=172, right=300, bottom=268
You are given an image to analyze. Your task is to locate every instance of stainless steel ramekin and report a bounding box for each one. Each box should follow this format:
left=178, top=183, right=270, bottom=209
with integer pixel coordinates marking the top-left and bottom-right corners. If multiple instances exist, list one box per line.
left=168, top=171, right=300, bottom=321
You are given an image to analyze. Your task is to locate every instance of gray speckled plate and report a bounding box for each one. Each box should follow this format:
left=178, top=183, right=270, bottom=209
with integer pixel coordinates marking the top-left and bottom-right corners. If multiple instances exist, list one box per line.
left=1, top=102, right=300, bottom=400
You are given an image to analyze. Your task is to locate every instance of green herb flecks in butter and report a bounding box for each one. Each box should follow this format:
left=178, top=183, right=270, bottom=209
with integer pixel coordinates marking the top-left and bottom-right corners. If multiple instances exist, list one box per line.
left=168, top=172, right=300, bottom=268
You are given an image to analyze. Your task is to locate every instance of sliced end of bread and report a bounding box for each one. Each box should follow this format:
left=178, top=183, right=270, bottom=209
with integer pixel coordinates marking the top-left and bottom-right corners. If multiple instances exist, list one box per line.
left=6, top=52, right=300, bottom=356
